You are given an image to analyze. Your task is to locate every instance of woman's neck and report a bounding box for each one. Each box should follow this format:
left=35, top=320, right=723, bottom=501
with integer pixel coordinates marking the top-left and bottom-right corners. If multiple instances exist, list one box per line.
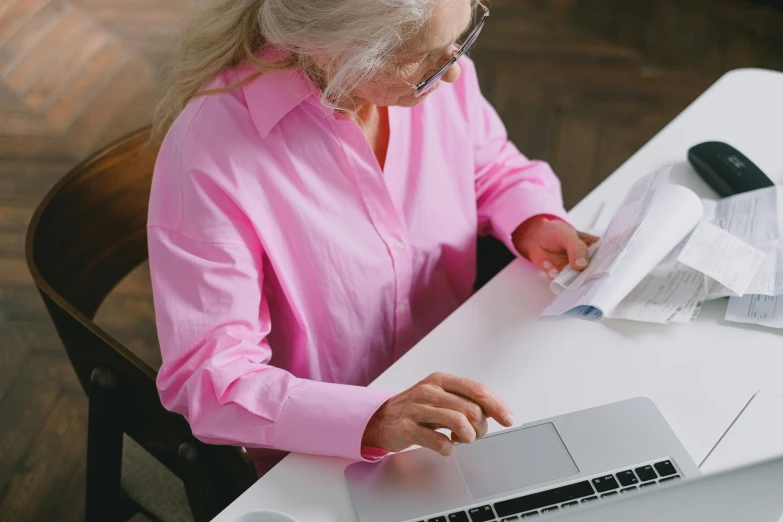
left=351, top=102, right=390, bottom=171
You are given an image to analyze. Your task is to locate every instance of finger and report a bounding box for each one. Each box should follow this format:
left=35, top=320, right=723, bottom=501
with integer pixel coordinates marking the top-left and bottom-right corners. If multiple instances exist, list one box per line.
left=557, top=227, right=590, bottom=271
left=425, top=386, right=490, bottom=439
left=429, top=373, right=514, bottom=427
left=530, top=251, right=568, bottom=278
left=417, top=406, right=477, bottom=443
left=411, top=425, right=456, bottom=456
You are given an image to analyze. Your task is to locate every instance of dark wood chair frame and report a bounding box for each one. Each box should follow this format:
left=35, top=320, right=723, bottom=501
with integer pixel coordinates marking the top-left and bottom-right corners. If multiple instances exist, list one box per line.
left=25, top=127, right=257, bottom=522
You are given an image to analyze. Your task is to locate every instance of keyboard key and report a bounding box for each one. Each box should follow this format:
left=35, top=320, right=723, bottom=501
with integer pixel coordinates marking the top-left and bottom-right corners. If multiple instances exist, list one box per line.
left=601, top=492, right=618, bottom=499
left=520, top=512, right=539, bottom=518
left=615, top=470, right=639, bottom=486
left=654, top=460, right=677, bottom=477
left=541, top=506, right=559, bottom=513
left=591, top=475, right=620, bottom=493
left=448, top=512, right=470, bottom=522
left=660, top=475, right=681, bottom=483
left=581, top=496, right=598, bottom=504
left=468, top=505, right=496, bottom=522
left=493, top=481, right=594, bottom=517
left=428, top=517, right=447, bottom=522
left=620, top=486, right=637, bottom=494
left=501, top=517, right=519, bottom=521
left=635, top=465, right=658, bottom=482
left=561, top=501, right=578, bottom=509
left=639, top=481, right=657, bottom=488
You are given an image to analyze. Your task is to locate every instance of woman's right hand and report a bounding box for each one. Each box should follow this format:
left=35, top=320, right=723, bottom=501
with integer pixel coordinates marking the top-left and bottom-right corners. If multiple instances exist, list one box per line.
left=362, top=372, right=515, bottom=457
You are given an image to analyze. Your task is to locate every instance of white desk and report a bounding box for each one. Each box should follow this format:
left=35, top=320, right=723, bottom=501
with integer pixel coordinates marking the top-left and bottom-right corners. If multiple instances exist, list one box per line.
left=213, top=68, right=783, bottom=522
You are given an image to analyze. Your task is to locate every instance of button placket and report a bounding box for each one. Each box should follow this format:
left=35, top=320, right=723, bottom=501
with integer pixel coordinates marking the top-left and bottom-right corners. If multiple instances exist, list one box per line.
left=326, top=116, right=414, bottom=350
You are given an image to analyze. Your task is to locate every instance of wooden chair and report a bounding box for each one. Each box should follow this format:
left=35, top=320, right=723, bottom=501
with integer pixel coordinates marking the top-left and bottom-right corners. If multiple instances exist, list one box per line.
left=25, top=128, right=257, bottom=522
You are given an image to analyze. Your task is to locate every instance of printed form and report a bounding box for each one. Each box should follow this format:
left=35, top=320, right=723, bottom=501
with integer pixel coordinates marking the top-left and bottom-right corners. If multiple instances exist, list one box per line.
left=725, top=295, right=783, bottom=328
left=543, top=172, right=781, bottom=324
left=542, top=167, right=705, bottom=322
left=702, top=186, right=783, bottom=298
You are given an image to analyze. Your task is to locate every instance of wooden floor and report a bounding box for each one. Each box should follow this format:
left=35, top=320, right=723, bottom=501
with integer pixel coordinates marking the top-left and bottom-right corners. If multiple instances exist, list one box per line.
left=0, top=0, right=782, bottom=520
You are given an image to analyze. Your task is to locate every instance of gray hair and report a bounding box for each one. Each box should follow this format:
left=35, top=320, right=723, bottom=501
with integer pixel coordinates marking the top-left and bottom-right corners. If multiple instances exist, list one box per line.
left=152, top=0, right=438, bottom=140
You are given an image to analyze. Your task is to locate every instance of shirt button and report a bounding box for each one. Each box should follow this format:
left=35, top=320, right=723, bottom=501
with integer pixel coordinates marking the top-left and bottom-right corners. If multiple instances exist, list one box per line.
left=398, top=303, right=408, bottom=314
left=394, top=241, right=406, bottom=252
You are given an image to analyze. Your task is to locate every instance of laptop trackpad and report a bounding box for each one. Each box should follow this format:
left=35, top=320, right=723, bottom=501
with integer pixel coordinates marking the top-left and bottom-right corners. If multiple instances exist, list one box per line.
left=455, top=422, right=579, bottom=498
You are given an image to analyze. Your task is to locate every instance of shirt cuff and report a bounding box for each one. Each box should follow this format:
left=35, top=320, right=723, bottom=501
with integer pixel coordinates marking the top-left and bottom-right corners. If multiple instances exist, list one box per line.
left=486, top=184, right=570, bottom=256
left=274, top=380, right=394, bottom=461
left=360, top=445, right=390, bottom=461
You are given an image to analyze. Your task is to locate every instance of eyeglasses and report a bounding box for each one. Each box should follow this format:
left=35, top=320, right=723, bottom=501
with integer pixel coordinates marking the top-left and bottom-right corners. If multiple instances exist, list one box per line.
left=396, top=1, right=489, bottom=97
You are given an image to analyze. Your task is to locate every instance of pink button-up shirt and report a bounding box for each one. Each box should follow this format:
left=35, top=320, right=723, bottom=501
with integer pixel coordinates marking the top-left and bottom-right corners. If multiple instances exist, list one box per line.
left=147, top=56, right=568, bottom=469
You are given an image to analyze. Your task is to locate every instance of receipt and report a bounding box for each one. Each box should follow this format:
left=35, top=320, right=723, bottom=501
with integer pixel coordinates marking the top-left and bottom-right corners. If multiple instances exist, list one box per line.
left=725, top=294, right=783, bottom=328
left=609, top=234, right=705, bottom=323
left=609, top=264, right=705, bottom=324
left=548, top=169, right=665, bottom=297
left=706, top=186, right=782, bottom=244
left=703, top=187, right=783, bottom=297
left=677, top=221, right=768, bottom=296
left=550, top=243, right=600, bottom=295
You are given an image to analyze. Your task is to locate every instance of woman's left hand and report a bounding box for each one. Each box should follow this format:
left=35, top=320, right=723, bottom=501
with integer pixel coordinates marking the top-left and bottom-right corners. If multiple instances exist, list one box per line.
left=512, top=215, right=599, bottom=279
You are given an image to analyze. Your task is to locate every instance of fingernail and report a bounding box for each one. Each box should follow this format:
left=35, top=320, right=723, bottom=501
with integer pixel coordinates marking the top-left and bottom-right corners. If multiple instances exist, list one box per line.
left=543, top=261, right=553, bottom=269
left=504, top=415, right=515, bottom=426
left=575, top=258, right=588, bottom=268
left=548, top=269, right=558, bottom=279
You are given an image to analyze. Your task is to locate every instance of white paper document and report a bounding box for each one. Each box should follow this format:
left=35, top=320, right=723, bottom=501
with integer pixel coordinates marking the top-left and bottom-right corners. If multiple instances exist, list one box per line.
left=725, top=294, right=783, bottom=328
left=677, top=221, right=768, bottom=297
left=541, top=167, right=705, bottom=321
left=702, top=186, right=783, bottom=298
left=701, top=390, right=783, bottom=474
left=609, top=264, right=705, bottom=324
left=541, top=169, right=780, bottom=324
left=549, top=243, right=599, bottom=296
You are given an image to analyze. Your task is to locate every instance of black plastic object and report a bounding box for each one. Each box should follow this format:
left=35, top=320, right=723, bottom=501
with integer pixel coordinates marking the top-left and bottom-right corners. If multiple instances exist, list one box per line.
left=687, top=141, right=774, bottom=197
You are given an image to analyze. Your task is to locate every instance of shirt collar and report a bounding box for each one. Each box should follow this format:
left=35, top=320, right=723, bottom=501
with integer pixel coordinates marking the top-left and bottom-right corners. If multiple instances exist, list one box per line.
left=236, top=57, right=327, bottom=138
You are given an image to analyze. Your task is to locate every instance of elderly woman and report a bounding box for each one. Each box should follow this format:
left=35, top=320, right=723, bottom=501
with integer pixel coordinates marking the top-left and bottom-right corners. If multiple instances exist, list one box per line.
left=149, top=0, right=596, bottom=476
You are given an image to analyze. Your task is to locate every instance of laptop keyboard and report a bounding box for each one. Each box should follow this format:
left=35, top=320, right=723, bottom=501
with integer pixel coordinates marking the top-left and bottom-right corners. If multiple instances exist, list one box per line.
left=411, top=458, right=681, bottom=522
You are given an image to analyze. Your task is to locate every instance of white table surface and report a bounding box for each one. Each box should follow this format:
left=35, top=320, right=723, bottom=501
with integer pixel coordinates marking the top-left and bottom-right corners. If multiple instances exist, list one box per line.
left=213, top=68, right=783, bottom=522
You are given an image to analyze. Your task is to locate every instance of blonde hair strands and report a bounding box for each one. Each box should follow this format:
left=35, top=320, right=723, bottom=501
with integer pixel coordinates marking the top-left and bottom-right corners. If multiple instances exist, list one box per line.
left=152, top=0, right=441, bottom=141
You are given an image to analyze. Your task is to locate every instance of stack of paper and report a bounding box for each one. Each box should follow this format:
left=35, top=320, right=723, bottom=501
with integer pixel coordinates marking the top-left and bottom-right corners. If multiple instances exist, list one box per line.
left=543, top=167, right=704, bottom=322
left=703, top=187, right=783, bottom=328
left=542, top=166, right=781, bottom=326
left=725, top=295, right=783, bottom=328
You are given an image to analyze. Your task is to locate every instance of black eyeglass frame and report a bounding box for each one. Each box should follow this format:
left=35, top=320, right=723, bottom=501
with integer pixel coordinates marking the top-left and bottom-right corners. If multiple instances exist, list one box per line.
left=396, top=1, right=490, bottom=97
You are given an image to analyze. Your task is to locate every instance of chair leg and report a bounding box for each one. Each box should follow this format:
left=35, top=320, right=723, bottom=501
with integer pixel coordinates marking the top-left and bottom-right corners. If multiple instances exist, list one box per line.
left=86, top=368, right=124, bottom=522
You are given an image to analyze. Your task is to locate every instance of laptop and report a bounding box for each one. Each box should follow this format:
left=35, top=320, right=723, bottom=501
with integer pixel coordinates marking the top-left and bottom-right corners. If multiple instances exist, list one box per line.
left=345, top=397, right=701, bottom=522
left=548, top=454, right=783, bottom=522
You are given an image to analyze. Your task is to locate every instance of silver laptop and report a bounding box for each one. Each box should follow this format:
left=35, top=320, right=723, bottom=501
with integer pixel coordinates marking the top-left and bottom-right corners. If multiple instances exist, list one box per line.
left=345, top=397, right=702, bottom=522
left=549, top=454, right=783, bottom=522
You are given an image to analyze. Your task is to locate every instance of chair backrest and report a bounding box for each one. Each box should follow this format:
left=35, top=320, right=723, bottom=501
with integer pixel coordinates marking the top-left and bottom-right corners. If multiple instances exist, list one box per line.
left=25, top=128, right=256, bottom=517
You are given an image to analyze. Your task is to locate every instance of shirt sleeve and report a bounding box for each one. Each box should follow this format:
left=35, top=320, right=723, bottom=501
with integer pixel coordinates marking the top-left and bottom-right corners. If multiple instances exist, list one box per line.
left=466, top=62, right=569, bottom=255
left=147, top=225, right=393, bottom=461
